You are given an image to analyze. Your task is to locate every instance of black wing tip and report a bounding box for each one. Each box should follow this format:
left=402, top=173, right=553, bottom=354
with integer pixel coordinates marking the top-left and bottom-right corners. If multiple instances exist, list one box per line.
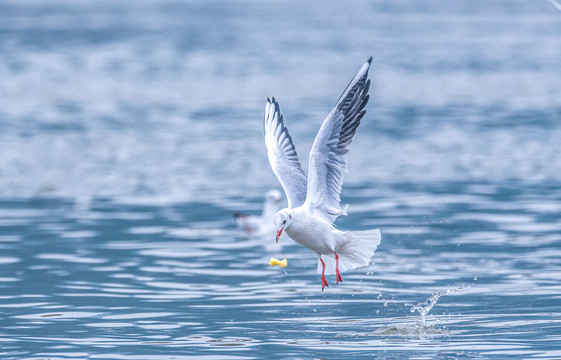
left=266, top=97, right=280, bottom=105
left=264, top=96, right=283, bottom=134
left=362, top=57, right=373, bottom=78
left=264, top=97, right=273, bottom=134
left=265, top=97, right=282, bottom=114
left=266, top=97, right=281, bottom=109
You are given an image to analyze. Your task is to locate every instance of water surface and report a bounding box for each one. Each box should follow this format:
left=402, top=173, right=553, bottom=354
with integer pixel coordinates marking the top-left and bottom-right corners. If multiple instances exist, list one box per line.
left=1, top=0, right=561, bottom=358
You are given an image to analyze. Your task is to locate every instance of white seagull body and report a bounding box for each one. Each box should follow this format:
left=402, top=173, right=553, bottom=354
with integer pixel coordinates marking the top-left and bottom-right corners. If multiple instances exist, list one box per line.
left=235, top=190, right=282, bottom=235
left=263, top=57, right=381, bottom=290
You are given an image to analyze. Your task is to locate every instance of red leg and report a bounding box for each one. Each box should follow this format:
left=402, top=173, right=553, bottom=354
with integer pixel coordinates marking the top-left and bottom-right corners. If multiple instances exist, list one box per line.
left=334, top=251, right=343, bottom=284
left=320, top=258, right=329, bottom=291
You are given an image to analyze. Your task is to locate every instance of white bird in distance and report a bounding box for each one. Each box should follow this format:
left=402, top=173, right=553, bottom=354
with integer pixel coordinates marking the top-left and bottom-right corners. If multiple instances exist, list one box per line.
left=263, top=57, right=381, bottom=291
left=234, top=189, right=283, bottom=235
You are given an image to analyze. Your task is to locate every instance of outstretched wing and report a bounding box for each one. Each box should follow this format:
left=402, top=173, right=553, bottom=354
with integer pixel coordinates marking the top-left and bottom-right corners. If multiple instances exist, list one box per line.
left=263, top=97, right=308, bottom=208
left=305, top=57, right=372, bottom=223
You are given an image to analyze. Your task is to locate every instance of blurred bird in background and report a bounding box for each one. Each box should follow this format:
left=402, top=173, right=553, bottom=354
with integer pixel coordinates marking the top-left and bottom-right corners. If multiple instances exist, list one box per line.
left=234, top=190, right=283, bottom=235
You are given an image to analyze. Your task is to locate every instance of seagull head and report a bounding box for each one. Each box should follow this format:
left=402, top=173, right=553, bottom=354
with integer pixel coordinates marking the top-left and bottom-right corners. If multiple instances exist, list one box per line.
left=266, top=190, right=283, bottom=204
left=274, top=209, right=292, bottom=243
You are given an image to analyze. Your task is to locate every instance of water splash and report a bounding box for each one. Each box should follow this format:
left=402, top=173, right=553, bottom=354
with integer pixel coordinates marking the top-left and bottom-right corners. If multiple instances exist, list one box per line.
left=370, top=284, right=473, bottom=337
left=405, top=284, right=473, bottom=332
left=405, top=284, right=472, bottom=327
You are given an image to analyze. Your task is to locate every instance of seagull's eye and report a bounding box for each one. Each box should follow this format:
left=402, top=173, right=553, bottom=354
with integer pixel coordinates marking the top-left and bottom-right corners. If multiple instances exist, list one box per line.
left=282, top=220, right=286, bottom=224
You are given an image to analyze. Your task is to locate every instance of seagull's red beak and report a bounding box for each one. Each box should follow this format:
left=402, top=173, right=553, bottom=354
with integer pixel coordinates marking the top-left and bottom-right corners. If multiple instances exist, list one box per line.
left=276, top=228, right=283, bottom=243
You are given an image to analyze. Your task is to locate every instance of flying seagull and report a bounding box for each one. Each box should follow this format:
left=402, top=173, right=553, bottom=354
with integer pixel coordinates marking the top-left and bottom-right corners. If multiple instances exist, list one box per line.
left=263, top=57, right=381, bottom=291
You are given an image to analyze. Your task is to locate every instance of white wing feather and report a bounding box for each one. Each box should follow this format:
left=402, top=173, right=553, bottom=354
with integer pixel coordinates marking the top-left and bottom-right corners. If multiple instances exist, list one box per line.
left=305, top=57, right=372, bottom=223
left=263, top=97, right=308, bottom=208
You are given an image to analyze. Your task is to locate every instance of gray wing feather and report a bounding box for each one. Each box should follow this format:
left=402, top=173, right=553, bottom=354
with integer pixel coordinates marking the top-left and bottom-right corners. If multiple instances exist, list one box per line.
left=306, top=57, right=372, bottom=222
left=264, top=97, right=308, bottom=208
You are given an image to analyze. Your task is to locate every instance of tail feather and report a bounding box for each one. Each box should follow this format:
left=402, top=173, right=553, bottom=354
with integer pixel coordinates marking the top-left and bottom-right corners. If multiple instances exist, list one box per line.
left=317, top=229, right=381, bottom=275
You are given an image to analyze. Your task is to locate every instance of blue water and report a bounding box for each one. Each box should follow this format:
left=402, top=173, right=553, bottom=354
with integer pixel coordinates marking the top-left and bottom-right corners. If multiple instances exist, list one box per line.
left=1, top=1, right=561, bottom=359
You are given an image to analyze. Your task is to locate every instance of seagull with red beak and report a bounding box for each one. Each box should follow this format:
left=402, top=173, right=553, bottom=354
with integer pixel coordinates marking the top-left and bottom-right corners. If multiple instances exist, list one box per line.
left=274, top=212, right=289, bottom=243
left=264, top=57, right=381, bottom=291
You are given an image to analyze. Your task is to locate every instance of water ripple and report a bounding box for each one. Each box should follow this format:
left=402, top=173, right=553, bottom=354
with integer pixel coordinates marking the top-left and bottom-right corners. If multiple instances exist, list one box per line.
left=1, top=0, right=561, bottom=358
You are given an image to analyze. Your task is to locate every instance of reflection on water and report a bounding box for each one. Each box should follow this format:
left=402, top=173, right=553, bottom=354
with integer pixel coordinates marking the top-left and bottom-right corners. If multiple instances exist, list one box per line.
left=1, top=0, right=561, bottom=358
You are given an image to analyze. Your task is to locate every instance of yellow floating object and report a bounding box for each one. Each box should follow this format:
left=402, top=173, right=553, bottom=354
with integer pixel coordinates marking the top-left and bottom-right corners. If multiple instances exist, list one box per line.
left=269, top=258, right=287, bottom=268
